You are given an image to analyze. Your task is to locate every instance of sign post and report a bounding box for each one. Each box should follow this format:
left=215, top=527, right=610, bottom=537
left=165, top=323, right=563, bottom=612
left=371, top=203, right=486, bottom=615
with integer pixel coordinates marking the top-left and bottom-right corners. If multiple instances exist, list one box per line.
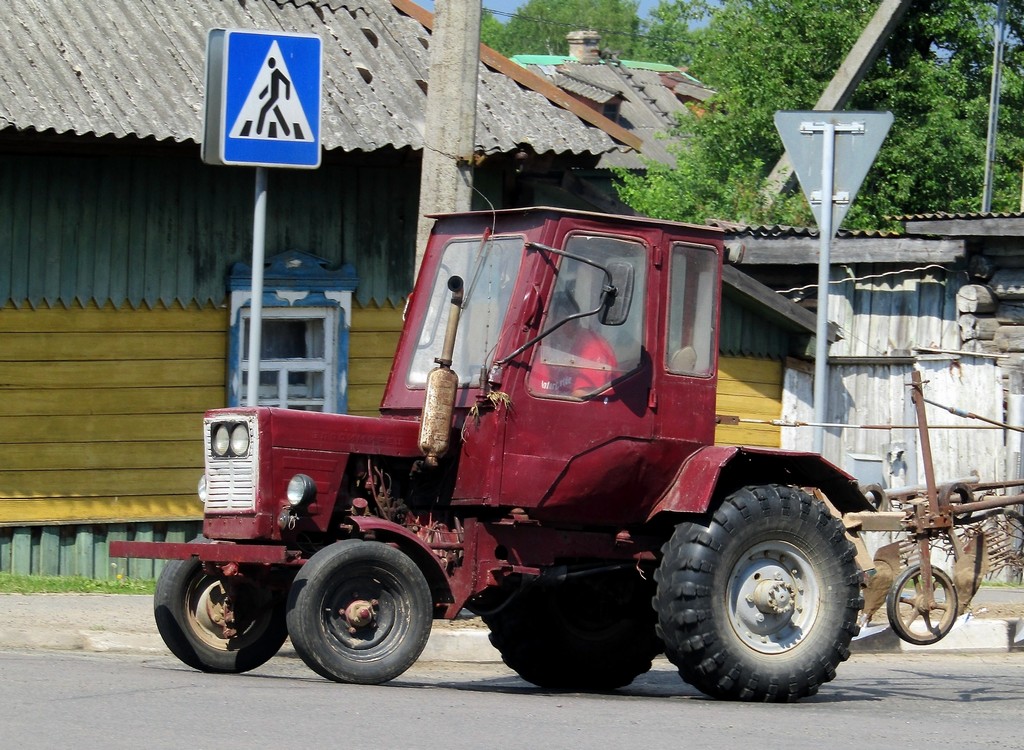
left=203, top=29, right=322, bottom=407
left=774, top=111, right=893, bottom=454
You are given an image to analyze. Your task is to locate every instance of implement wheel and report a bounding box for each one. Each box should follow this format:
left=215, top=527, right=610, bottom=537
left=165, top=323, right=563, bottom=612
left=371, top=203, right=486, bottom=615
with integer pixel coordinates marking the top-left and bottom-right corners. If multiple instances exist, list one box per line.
left=886, top=564, right=959, bottom=645
left=654, top=485, right=863, bottom=702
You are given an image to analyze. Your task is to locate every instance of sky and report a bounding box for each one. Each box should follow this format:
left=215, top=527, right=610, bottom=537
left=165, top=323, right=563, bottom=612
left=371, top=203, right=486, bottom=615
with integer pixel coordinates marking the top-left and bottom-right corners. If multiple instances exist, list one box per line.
left=419, top=1, right=664, bottom=20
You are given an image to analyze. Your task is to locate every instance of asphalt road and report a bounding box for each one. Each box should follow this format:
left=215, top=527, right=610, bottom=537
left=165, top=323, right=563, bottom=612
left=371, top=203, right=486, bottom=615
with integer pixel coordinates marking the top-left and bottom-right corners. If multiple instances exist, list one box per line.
left=1, top=649, right=1022, bottom=749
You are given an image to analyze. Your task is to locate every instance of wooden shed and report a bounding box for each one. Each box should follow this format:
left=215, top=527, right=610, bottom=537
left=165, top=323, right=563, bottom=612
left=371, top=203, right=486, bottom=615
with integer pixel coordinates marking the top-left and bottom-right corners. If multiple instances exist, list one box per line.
left=725, top=221, right=1010, bottom=491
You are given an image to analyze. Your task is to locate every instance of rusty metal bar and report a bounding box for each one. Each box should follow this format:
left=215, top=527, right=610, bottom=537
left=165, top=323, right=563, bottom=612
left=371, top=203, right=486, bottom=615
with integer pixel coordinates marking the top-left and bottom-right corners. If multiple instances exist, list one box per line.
left=949, top=493, right=1024, bottom=515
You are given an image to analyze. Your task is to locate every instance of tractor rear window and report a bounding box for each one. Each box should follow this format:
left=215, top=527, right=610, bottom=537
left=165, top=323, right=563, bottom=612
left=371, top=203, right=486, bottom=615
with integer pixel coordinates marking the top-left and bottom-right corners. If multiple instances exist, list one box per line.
left=666, top=243, right=718, bottom=377
left=408, top=235, right=524, bottom=387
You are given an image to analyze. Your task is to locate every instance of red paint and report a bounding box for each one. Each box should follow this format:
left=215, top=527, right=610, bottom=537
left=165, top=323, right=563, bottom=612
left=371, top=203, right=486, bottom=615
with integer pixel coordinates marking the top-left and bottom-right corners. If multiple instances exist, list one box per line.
left=116, top=207, right=868, bottom=618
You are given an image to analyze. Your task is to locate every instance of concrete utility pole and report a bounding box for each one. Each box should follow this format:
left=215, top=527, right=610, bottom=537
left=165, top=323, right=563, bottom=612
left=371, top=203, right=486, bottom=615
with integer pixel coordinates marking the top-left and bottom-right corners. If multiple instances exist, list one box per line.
left=764, top=0, right=912, bottom=194
left=415, top=0, right=482, bottom=271
left=982, top=0, right=1007, bottom=213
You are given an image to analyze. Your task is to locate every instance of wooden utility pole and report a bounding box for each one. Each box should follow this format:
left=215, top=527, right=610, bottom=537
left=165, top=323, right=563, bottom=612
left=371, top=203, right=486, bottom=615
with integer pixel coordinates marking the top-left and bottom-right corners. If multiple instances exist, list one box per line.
left=415, top=0, right=482, bottom=271
left=764, top=0, right=912, bottom=195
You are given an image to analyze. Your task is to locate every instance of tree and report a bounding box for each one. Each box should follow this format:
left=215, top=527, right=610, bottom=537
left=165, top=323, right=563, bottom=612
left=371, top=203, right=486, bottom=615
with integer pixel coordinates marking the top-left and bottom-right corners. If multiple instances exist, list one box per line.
left=618, top=0, right=1024, bottom=229
left=483, top=0, right=643, bottom=59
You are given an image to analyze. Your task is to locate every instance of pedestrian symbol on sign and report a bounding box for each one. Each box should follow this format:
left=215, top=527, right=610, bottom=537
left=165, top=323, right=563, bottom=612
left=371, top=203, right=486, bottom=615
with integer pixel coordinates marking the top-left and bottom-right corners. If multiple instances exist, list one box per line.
left=229, top=40, right=313, bottom=143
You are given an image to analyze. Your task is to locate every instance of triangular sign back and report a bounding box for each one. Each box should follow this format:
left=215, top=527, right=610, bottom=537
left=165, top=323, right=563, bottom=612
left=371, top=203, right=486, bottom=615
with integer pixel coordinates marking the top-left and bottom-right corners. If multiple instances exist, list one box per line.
left=774, top=111, right=893, bottom=233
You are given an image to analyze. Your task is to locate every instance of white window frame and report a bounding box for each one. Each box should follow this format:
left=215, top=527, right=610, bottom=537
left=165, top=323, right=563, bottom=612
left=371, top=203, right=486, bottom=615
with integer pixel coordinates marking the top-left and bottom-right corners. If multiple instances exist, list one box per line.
left=227, top=251, right=357, bottom=413
left=237, top=306, right=338, bottom=411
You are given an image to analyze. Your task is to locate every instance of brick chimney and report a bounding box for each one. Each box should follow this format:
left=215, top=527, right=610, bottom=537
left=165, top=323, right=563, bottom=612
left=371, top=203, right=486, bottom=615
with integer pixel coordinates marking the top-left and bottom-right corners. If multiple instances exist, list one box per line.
left=566, top=30, right=601, bottom=64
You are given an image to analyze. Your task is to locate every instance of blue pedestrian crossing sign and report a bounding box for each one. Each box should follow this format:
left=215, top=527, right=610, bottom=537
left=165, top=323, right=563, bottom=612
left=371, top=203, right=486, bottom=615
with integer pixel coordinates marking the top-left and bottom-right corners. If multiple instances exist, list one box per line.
left=203, top=29, right=322, bottom=169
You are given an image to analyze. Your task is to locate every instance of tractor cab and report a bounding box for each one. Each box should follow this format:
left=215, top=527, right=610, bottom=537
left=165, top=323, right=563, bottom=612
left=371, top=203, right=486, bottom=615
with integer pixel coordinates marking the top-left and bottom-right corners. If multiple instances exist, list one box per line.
left=383, top=207, right=726, bottom=526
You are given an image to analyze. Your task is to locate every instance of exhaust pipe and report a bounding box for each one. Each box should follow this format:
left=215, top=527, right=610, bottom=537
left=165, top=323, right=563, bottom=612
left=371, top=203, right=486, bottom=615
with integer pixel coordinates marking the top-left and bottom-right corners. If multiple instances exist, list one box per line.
left=418, top=275, right=464, bottom=468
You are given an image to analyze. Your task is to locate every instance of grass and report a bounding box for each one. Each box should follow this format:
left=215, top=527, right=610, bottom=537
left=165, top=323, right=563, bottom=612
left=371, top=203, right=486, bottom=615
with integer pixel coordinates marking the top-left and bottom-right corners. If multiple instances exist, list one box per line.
left=0, top=572, right=155, bottom=595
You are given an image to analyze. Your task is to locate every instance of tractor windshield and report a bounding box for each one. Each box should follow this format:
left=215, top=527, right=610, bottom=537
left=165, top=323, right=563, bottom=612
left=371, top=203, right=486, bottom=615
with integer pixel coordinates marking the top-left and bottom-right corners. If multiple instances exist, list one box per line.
left=408, top=235, right=524, bottom=387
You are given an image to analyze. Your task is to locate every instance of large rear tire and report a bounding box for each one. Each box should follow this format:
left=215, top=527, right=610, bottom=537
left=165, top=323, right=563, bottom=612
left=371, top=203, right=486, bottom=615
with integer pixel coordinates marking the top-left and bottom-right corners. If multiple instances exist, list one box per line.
left=654, top=485, right=862, bottom=702
left=154, top=556, right=287, bottom=673
left=483, top=571, right=661, bottom=690
left=286, top=540, right=433, bottom=684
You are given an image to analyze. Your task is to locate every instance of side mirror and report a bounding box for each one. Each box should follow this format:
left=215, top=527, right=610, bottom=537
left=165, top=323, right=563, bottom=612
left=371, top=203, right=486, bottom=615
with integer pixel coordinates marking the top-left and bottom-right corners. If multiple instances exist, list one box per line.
left=599, top=261, right=634, bottom=326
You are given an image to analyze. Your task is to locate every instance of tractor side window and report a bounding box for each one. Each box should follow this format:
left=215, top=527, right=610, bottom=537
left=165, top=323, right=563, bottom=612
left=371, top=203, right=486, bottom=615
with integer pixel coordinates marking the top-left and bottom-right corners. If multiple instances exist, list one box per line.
left=528, top=235, right=646, bottom=399
left=666, top=243, right=718, bottom=377
left=408, top=235, right=524, bottom=387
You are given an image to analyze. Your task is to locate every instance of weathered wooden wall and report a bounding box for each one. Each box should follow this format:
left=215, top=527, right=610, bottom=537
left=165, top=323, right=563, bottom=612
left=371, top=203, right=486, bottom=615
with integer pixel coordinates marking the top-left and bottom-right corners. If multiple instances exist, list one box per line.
left=827, top=263, right=962, bottom=357
left=783, top=356, right=1005, bottom=487
left=0, top=152, right=419, bottom=309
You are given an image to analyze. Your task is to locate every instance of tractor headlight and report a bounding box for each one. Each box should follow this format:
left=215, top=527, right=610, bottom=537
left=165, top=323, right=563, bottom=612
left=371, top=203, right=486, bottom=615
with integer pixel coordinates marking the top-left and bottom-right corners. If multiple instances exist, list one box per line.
left=197, top=474, right=208, bottom=504
left=229, top=423, right=250, bottom=456
left=286, top=474, right=317, bottom=507
left=210, top=421, right=251, bottom=457
left=212, top=424, right=231, bottom=456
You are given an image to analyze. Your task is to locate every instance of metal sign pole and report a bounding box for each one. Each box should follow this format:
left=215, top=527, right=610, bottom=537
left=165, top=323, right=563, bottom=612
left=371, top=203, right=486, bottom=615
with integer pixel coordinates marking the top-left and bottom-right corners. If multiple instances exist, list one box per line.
left=775, top=110, right=891, bottom=457
left=812, top=122, right=836, bottom=454
left=246, top=166, right=268, bottom=407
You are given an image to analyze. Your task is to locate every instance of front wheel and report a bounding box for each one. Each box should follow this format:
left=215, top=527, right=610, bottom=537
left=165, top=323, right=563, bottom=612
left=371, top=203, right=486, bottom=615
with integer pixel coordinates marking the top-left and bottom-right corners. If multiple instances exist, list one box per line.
left=154, top=557, right=288, bottom=673
left=654, top=485, right=863, bottom=702
left=286, top=540, right=433, bottom=684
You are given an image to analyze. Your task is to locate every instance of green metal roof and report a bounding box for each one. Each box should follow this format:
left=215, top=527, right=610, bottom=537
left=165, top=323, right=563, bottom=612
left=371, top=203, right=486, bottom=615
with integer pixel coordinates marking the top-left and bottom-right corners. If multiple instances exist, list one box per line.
left=511, top=55, right=704, bottom=83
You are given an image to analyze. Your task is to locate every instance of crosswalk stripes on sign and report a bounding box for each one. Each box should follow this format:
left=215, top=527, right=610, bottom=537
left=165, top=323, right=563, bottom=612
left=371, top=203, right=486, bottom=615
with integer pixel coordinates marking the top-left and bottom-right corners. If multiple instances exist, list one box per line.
left=229, top=40, right=314, bottom=143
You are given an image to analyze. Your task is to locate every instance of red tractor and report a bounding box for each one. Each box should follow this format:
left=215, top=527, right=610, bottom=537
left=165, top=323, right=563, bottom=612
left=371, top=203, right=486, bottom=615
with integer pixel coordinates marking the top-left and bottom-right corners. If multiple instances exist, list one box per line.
left=112, top=207, right=873, bottom=702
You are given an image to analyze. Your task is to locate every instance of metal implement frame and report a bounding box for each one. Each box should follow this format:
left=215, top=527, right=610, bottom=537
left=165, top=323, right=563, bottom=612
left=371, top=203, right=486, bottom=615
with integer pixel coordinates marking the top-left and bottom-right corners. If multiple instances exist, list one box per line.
left=845, top=369, right=1024, bottom=644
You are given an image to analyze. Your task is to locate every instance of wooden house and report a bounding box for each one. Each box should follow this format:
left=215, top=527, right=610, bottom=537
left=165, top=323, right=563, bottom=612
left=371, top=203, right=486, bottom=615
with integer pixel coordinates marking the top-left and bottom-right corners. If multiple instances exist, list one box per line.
left=0, top=0, right=633, bottom=577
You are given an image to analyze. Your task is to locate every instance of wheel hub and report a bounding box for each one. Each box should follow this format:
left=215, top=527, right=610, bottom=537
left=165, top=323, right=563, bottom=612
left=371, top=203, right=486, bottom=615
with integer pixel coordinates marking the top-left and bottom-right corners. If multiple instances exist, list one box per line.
left=751, top=579, right=795, bottom=615
left=343, top=599, right=377, bottom=630
left=726, top=541, right=820, bottom=655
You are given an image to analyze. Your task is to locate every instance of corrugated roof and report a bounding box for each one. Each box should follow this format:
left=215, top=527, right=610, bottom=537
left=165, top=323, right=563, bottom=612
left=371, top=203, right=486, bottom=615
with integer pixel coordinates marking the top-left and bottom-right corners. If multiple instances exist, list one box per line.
left=554, top=71, right=620, bottom=104
left=512, top=55, right=714, bottom=168
left=896, top=210, right=1024, bottom=221
left=0, top=0, right=622, bottom=158
left=707, top=220, right=902, bottom=239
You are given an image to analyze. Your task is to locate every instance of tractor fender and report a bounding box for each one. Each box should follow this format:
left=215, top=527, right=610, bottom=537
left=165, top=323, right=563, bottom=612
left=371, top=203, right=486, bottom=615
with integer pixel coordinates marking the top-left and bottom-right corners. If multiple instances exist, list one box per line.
left=647, top=444, right=873, bottom=522
left=347, top=516, right=454, bottom=607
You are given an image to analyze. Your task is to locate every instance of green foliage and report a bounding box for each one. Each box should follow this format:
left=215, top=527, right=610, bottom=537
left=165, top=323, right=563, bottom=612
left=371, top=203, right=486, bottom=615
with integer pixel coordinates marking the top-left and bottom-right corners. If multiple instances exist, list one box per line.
left=618, top=0, right=1024, bottom=229
left=0, top=572, right=156, bottom=594
left=480, top=10, right=506, bottom=50
left=484, top=0, right=643, bottom=59
left=632, top=0, right=706, bottom=68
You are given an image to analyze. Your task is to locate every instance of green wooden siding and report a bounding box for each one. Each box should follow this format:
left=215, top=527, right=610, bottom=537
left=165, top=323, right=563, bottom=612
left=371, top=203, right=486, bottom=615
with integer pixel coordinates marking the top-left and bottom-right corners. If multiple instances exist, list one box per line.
left=0, top=151, right=419, bottom=308
left=719, top=294, right=794, bottom=360
left=0, top=521, right=201, bottom=581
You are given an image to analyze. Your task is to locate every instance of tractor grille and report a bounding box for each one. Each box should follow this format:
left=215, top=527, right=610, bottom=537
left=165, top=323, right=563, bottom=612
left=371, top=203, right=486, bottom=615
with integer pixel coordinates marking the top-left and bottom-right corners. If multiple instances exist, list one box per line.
left=203, top=415, right=259, bottom=513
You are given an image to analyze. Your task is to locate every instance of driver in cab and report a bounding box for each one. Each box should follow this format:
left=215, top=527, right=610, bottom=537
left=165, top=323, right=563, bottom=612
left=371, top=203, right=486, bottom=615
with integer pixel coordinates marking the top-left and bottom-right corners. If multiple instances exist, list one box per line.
left=528, top=291, right=618, bottom=398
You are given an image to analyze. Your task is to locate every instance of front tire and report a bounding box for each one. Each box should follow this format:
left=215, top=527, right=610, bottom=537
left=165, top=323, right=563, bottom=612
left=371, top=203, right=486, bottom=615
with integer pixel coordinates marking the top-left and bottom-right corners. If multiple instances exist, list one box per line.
left=286, top=540, right=433, bottom=684
left=654, top=485, right=862, bottom=702
left=154, top=557, right=288, bottom=673
left=483, top=571, right=661, bottom=690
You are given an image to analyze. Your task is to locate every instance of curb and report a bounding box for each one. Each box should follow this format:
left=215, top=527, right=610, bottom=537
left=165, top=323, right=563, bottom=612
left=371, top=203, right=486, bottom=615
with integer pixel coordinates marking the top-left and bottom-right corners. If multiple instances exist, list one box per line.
left=852, top=615, right=1024, bottom=654
left=0, top=624, right=505, bottom=662
left=1, top=618, right=1021, bottom=660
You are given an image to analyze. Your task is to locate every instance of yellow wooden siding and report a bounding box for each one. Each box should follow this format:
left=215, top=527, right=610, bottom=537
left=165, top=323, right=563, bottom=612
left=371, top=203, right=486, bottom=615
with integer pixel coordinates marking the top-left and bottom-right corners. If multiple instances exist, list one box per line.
left=0, top=302, right=227, bottom=524
left=348, top=301, right=405, bottom=416
left=715, top=356, right=783, bottom=448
